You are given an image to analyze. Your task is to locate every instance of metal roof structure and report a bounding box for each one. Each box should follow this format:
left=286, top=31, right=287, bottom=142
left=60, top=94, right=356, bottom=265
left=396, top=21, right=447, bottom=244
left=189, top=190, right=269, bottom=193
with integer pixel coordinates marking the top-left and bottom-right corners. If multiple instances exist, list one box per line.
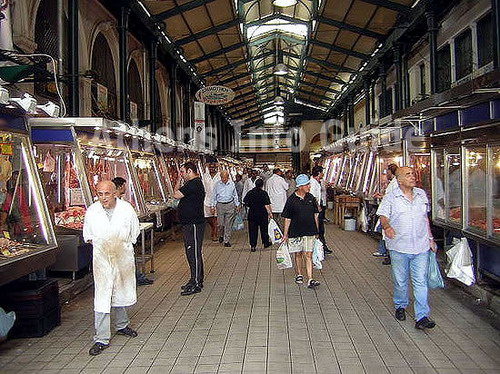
left=140, top=0, right=415, bottom=129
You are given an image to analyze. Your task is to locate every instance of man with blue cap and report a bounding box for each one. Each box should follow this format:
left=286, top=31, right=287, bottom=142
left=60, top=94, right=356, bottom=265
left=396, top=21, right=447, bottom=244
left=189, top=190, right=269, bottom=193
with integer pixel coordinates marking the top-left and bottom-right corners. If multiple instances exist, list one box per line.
left=281, top=174, right=321, bottom=289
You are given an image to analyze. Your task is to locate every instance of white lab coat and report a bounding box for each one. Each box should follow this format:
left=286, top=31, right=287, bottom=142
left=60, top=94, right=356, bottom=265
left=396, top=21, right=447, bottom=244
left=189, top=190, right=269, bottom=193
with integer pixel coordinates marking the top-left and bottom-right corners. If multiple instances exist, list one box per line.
left=83, top=199, right=140, bottom=313
left=202, top=171, right=220, bottom=207
left=265, top=174, right=289, bottom=213
left=310, top=178, right=322, bottom=205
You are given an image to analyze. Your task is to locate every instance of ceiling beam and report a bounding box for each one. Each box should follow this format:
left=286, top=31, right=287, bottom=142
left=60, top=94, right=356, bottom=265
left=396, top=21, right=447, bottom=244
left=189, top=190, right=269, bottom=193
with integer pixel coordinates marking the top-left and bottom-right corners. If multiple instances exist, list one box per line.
left=317, top=16, right=385, bottom=40
left=304, top=70, right=346, bottom=85
left=191, top=42, right=245, bottom=64
left=246, top=13, right=309, bottom=28
left=359, top=0, right=410, bottom=13
left=177, top=19, right=241, bottom=45
left=300, top=80, right=340, bottom=94
left=226, top=96, right=258, bottom=111
left=310, top=39, right=370, bottom=60
left=153, top=0, right=217, bottom=20
left=307, top=56, right=357, bottom=73
left=280, top=82, right=334, bottom=102
left=203, top=51, right=273, bottom=77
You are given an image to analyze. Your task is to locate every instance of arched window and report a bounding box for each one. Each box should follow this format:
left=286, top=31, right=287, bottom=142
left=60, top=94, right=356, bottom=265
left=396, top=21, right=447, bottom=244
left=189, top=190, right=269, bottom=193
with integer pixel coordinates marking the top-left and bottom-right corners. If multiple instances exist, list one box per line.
left=34, top=0, right=59, bottom=97
left=128, top=59, right=143, bottom=124
left=91, top=33, right=117, bottom=118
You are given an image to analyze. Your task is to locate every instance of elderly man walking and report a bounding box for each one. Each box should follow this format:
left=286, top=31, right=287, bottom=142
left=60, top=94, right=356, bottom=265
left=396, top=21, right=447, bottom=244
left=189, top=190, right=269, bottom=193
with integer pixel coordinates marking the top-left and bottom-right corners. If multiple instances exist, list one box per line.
left=83, top=181, right=140, bottom=356
left=211, top=170, right=240, bottom=247
left=266, top=168, right=288, bottom=228
left=377, top=167, right=437, bottom=330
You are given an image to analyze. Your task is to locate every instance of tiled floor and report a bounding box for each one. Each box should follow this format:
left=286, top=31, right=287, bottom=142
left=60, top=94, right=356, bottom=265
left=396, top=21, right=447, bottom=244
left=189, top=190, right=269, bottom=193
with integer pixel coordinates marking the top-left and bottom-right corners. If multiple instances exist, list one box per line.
left=1, top=222, right=500, bottom=374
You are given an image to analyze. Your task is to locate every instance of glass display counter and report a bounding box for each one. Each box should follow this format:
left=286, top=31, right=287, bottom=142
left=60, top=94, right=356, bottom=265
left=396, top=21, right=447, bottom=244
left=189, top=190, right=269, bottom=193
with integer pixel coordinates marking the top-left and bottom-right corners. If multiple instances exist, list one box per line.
left=377, top=149, right=403, bottom=194
left=0, top=115, right=57, bottom=285
left=325, top=154, right=343, bottom=185
left=465, top=146, right=487, bottom=233
left=337, top=154, right=352, bottom=189
left=360, top=152, right=377, bottom=198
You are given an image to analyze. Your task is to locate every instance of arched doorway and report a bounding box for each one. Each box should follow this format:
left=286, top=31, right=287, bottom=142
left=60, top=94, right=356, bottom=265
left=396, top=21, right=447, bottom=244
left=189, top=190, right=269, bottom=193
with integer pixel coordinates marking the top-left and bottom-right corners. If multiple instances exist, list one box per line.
left=128, top=59, right=143, bottom=124
left=91, top=33, right=117, bottom=118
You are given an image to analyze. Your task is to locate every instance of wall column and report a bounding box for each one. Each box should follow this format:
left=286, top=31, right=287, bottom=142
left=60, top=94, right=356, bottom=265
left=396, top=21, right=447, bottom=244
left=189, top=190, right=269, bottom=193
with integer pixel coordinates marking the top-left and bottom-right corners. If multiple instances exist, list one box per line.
left=426, top=7, right=438, bottom=94
left=393, top=43, right=403, bottom=112
left=148, top=39, right=158, bottom=131
left=493, top=0, right=500, bottom=68
left=118, top=6, right=130, bottom=122
left=363, top=78, right=371, bottom=127
left=68, top=0, right=79, bottom=116
left=379, top=62, right=387, bottom=118
left=170, top=63, right=177, bottom=140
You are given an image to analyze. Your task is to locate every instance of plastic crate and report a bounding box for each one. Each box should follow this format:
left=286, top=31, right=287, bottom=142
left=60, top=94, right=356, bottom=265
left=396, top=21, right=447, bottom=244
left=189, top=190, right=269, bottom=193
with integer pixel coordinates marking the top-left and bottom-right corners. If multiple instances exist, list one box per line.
left=9, top=306, right=61, bottom=338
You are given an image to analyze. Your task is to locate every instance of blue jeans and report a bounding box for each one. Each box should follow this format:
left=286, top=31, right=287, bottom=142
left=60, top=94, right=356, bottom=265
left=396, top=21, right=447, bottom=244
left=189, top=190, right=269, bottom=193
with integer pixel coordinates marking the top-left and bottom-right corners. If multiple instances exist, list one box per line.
left=390, top=250, right=430, bottom=321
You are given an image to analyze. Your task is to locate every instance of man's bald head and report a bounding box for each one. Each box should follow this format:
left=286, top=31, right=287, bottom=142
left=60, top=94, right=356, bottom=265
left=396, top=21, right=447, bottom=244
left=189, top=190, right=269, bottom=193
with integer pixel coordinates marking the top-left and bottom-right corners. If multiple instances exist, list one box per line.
left=96, top=180, right=118, bottom=209
left=396, top=167, right=416, bottom=189
left=221, top=170, right=230, bottom=183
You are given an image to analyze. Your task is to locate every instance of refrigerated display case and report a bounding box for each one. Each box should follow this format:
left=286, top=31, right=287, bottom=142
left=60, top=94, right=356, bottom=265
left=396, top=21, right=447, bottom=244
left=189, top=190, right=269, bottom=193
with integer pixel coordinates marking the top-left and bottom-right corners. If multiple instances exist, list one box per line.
left=337, top=153, right=353, bottom=189
left=325, top=154, right=343, bottom=185
left=0, top=113, right=57, bottom=286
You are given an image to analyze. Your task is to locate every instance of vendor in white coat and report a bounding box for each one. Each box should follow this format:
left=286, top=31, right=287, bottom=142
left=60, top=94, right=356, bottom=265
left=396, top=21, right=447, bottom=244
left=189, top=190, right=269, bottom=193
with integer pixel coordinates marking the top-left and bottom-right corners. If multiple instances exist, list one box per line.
left=83, top=180, right=140, bottom=356
left=202, top=163, right=220, bottom=241
left=265, top=168, right=288, bottom=228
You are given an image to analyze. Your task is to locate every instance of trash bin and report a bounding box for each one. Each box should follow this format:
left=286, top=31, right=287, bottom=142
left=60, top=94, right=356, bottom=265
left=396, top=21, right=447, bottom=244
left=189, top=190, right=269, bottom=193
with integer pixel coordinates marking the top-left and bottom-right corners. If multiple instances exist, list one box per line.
left=344, top=216, right=357, bottom=231
left=327, top=201, right=334, bottom=210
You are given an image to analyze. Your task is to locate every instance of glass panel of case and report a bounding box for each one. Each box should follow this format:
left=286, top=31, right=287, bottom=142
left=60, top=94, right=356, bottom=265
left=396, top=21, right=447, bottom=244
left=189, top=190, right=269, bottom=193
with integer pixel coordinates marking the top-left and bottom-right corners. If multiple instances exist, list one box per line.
left=338, top=154, right=352, bottom=188
left=409, top=152, right=431, bottom=198
left=361, top=152, right=376, bottom=197
left=80, top=145, right=141, bottom=212
left=327, top=155, right=343, bottom=185
left=433, top=149, right=446, bottom=221
left=446, top=149, right=462, bottom=224
left=0, top=132, right=55, bottom=260
left=354, top=151, right=369, bottom=193
left=378, top=151, right=403, bottom=194
left=157, top=156, right=174, bottom=196
left=492, top=145, right=500, bottom=237
left=466, top=146, right=487, bottom=232
left=130, top=152, right=167, bottom=207
left=347, top=153, right=361, bottom=191
left=35, top=144, right=86, bottom=230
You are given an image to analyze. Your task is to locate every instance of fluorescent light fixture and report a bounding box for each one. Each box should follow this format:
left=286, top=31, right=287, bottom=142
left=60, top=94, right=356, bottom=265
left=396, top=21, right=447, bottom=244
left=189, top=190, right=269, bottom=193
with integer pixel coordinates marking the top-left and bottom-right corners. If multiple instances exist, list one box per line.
left=273, top=0, right=297, bottom=6
left=137, top=1, right=151, bottom=16
left=274, top=96, right=285, bottom=105
left=36, top=101, right=60, bottom=117
left=273, top=63, right=289, bottom=76
left=0, top=86, right=9, bottom=104
left=10, top=93, right=37, bottom=113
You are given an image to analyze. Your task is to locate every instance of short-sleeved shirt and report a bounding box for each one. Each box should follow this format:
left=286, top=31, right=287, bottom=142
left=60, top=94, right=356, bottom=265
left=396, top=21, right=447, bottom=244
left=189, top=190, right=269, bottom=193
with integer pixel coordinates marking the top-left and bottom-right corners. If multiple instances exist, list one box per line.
left=281, top=192, right=319, bottom=238
left=178, top=177, right=206, bottom=225
left=244, top=187, right=271, bottom=222
left=376, top=185, right=430, bottom=254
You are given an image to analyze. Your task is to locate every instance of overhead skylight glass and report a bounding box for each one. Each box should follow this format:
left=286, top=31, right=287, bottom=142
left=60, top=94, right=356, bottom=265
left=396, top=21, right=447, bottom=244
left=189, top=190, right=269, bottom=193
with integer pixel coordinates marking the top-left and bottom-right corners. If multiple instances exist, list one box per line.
left=246, top=19, right=308, bottom=40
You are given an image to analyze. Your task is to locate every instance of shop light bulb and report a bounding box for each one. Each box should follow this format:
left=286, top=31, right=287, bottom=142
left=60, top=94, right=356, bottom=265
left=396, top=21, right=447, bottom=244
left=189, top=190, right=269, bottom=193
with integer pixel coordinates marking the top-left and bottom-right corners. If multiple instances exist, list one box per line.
left=272, top=0, right=297, bottom=6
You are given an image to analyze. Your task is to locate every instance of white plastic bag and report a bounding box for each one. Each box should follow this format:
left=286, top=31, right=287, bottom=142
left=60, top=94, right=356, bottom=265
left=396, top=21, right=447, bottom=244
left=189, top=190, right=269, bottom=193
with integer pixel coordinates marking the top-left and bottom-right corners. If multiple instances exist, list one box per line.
left=0, top=307, right=15, bottom=342
left=358, top=205, right=368, bottom=233
left=268, top=219, right=283, bottom=244
left=276, top=241, right=292, bottom=269
left=312, top=239, right=324, bottom=269
left=446, top=238, right=475, bottom=286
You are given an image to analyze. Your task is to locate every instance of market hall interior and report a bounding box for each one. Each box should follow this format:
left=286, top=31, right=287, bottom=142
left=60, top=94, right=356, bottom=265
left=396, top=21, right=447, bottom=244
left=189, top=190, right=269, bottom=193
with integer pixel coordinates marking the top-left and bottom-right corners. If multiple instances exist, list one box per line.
left=1, top=0, right=500, bottom=373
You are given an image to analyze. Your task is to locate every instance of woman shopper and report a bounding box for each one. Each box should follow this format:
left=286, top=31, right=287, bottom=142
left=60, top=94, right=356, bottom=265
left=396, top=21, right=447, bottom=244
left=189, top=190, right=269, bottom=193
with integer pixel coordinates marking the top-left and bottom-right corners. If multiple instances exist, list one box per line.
left=281, top=174, right=321, bottom=289
left=243, top=178, right=273, bottom=252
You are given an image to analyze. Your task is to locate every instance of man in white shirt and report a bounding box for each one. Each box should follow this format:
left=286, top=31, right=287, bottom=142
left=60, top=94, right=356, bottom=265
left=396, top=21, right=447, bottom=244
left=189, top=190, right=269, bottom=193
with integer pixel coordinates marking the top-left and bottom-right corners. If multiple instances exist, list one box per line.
left=265, top=168, right=288, bottom=228
left=310, top=166, right=332, bottom=254
left=202, top=163, right=220, bottom=241
left=260, top=164, right=273, bottom=188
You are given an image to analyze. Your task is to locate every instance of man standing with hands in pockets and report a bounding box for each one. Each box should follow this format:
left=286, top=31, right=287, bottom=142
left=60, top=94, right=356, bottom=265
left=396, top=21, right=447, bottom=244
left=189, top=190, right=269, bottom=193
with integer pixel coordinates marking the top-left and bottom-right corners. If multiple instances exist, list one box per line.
left=377, top=167, right=437, bottom=330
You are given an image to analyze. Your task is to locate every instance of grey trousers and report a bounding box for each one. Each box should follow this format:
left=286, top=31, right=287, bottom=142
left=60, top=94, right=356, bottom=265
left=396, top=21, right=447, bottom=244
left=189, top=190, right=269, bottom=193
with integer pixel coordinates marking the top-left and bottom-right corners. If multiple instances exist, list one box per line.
left=216, top=202, right=236, bottom=243
left=94, top=307, right=129, bottom=344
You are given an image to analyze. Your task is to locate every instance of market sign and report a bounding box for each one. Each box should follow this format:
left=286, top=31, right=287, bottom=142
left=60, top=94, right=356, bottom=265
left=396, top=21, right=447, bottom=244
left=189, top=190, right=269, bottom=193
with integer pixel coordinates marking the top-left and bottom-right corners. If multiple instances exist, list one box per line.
left=195, top=85, right=234, bottom=105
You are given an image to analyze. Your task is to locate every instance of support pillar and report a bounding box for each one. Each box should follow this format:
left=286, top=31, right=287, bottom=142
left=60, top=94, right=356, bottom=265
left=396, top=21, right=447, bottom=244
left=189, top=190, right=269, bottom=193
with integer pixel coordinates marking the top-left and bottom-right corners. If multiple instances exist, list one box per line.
left=348, top=98, right=354, bottom=134
left=426, top=8, right=438, bottom=94
left=118, top=6, right=130, bottom=122
left=363, top=78, right=371, bottom=127
left=149, top=39, right=158, bottom=131
left=393, top=43, right=403, bottom=112
left=68, top=0, right=79, bottom=116
left=343, top=102, right=348, bottom=138
left=493, top=0, right=500, bottom=68
left=379, top=62, right=387, bottom=118
left=170, top=63, right=177, bottom=140
left=403, top=54, right=411, bottom=108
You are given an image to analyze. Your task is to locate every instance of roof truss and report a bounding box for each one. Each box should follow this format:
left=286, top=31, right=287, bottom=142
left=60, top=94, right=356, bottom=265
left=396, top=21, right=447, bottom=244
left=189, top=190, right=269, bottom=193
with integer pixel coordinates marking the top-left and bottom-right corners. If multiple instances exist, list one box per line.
left=153, top=0, right=217, bottom=21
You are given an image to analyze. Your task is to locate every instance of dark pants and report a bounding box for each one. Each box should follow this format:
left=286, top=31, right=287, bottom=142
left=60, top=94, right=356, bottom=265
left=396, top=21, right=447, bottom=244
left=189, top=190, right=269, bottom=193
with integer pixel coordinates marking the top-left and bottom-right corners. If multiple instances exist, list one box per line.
left=248, top=219, right=271, bottom=248
left=318, top=205, right=328, bottom=249
left=182, top=222, right=205, bottom=287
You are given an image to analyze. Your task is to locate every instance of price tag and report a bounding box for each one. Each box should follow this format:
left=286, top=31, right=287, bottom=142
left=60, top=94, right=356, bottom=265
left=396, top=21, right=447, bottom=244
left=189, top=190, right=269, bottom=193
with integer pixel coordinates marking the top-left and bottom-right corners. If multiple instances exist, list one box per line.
left=3, top=231, right=10, bottom=239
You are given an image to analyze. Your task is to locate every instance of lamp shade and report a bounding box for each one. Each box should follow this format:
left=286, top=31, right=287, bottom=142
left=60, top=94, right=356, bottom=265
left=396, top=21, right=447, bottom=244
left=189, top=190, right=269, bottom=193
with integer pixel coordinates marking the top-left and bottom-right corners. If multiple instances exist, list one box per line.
left=272, top=0, right=298, bottom=7
left=274, top=96, right=285, bottom=105
left=273, top=63, right=289, bottom=76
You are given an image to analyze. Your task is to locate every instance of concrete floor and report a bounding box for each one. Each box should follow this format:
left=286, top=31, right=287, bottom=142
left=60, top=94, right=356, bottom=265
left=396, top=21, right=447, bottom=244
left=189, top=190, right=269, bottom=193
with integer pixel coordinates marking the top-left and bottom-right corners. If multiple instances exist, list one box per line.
left=0, top=222, right=499, bottom=374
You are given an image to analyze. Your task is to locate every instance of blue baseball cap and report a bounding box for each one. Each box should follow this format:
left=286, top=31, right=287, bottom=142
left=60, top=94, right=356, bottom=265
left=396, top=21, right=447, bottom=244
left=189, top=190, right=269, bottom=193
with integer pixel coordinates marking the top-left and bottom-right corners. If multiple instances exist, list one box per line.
left=295, top=174, right=310, bottom=187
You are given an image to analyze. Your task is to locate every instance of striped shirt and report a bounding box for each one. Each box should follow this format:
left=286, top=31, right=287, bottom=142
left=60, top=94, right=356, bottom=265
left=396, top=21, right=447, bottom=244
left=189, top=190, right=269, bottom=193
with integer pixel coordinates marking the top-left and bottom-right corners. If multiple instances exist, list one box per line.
left=377, top=185, right=430, bottom=254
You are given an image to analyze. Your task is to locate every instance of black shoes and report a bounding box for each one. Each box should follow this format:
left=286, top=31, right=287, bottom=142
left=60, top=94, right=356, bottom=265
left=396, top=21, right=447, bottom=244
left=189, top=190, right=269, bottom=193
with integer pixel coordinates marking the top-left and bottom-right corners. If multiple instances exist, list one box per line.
left=307, top=279, right=320, bottom=289
left=415, top=317, right=436, bottom=330
left=224, top=242, right=231, bottom=247
left=382, top=257, right=391, bottom=265
left=324, top=248, right=333, bottom=254
left=181, top=286, right=202, bottom=296
left=264, top=242, right=272, bottom=249
left=395, top=308, right=406, bottom=321
left=137, top=274, right=154, bottom=286
left=181, top=282, right=203, bottom=290
left=116, top=326, right=138, bottom=337
left=89, top=342, right=108, bottom=356
left=251, top=247, right=256, bottom=252
left=219, top=236, right=223, bottom=243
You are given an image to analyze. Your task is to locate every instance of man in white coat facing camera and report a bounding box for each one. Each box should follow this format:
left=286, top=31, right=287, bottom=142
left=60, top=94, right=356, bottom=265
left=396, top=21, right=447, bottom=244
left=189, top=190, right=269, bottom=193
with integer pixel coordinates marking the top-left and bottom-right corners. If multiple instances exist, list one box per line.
left=266, top=168, right=288, bottom=228
left=84, top=180, right=140, bottom=356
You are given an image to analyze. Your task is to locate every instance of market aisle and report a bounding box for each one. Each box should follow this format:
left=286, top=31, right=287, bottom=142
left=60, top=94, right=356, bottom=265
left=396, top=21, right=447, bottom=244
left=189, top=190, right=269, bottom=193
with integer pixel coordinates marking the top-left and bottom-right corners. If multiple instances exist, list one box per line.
left=1, top=222, right=500, bottom=374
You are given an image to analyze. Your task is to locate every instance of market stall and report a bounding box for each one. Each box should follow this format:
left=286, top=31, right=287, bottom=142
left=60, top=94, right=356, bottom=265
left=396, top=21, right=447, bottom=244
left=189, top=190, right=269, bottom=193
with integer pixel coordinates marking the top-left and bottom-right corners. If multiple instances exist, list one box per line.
left=0, top=111, right=57, bottom=286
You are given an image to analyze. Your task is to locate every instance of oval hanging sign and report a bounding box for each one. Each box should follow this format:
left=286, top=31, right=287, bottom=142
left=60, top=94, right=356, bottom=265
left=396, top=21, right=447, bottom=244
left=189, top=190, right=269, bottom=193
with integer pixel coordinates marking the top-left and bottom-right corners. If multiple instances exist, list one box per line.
left=195, top=85, right=235, bottom=105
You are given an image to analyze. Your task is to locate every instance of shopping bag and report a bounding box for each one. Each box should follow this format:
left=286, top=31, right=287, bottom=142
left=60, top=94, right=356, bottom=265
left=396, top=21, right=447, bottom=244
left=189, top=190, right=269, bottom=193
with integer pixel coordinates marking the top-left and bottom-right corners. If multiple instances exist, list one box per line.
left=268, top=219, right=283, bottom=244
left=427, top=251, right=444, bottom=289
left=276, top=241, right=292, bottom=269
left=312, top=239, right=324, bottom=269
left=232, top=213, right=244, bottom=231
left=445, top=238, right=475, bottom=286
left=0, top=307, right=15, bottom=342
left=358, top=205, right=368, bottom=233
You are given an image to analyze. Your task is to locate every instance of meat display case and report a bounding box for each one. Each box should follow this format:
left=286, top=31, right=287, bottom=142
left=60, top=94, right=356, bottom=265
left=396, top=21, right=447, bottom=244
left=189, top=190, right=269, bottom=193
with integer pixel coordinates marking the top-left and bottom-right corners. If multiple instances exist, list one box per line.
left=0, top=111, right=57, bottom=286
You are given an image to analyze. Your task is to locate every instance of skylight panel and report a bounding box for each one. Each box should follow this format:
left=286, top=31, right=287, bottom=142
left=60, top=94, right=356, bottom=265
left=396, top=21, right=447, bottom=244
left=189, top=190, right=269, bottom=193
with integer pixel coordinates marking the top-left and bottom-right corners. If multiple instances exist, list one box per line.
left=246, top=18, right=308, bottom=40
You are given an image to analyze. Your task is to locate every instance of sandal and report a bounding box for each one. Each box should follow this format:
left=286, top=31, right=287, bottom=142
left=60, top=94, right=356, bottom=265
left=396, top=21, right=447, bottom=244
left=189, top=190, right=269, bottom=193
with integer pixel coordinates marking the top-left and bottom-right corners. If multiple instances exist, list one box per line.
left=307, top=279, right=320, bottom=289
left=295, top=275, right=304, bottom=284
